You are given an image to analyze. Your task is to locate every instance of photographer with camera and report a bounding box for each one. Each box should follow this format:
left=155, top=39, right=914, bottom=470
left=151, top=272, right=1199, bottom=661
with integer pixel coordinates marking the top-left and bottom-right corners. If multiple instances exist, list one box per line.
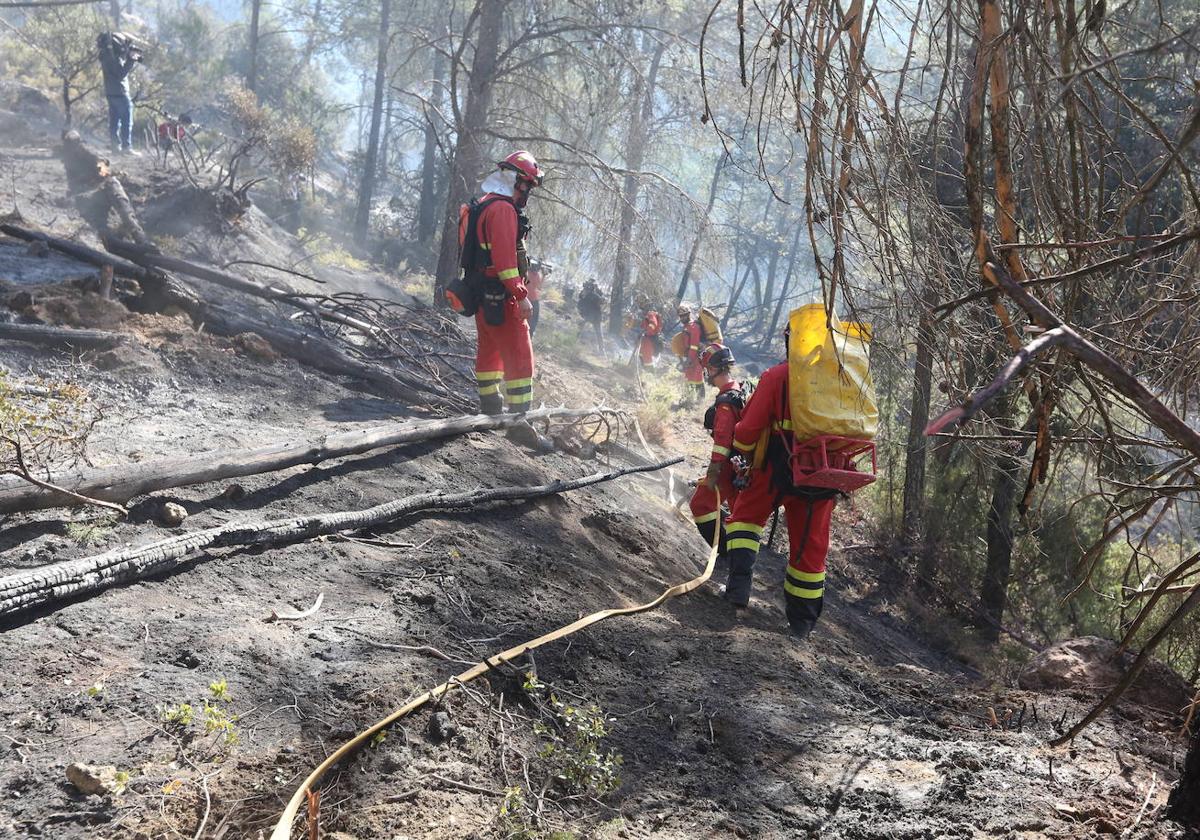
left=97, top=32, right=142, bottom=155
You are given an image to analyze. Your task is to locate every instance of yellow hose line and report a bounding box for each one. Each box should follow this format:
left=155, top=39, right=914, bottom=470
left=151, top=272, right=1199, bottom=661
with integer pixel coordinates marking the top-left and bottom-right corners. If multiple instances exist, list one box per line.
left=270, top=489, right=720, bottom=839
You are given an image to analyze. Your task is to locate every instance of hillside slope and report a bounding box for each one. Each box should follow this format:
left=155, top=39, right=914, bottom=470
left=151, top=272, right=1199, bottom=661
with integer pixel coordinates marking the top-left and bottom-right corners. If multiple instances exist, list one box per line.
left=0, top=114, right=1191, bottom=840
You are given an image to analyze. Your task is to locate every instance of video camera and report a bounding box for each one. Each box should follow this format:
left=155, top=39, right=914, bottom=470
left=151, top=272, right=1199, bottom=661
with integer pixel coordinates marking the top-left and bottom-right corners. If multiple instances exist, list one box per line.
left=100, top=31, right=149, bottom=63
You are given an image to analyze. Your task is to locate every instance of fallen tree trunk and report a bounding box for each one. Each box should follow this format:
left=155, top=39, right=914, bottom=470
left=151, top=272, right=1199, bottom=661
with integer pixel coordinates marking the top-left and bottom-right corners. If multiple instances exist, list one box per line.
left=0, top=322, right=127, bottom=350
left=194, top=300, right=470, bottom=411
left=0, top=224, right=149, bottom=281
left=0, top=225, right=462, bottom=409
left=0, top=407, right=607, bottom=514
left=105, top=237, right=376, bottom=336
left=0, top=458, right=681, bottom=618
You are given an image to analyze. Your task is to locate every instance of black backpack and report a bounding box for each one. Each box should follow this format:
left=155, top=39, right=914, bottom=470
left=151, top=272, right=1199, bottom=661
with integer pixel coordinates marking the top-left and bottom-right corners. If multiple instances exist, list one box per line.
left=703, top=386, right=746, bottom=431
left=446, top=195, right=510, bottom=319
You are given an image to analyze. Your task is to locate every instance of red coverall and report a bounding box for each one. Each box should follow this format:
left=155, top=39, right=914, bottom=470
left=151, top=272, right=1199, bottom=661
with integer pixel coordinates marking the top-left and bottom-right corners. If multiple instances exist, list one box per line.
left=682, top=321, right=704, bottom=383
left=689, top=379, right=743, bottom=552
left=724, top=362, right=836, bottom=629
left=638, top=311, right=662, bottom=365
left=458, top=195, right=534, bottom=412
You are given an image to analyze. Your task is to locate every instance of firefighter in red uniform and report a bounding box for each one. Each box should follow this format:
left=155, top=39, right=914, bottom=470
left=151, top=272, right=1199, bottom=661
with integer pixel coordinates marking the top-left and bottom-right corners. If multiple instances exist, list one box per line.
left=723, top=340, right=838, bottom=641
left=689, top=343, right=745, bottom=556
left=457, top=151, right=543, bottom=416
left=677, top=304, right=705, bottom=405
left=637, top=296, right=663, bottom=366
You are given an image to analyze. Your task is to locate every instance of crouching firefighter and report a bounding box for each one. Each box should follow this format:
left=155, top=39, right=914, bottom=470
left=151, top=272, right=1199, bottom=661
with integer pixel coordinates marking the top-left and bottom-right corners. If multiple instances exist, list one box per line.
left=722, top=351, right=838, bottom=642
left=688, top=343, right=745, bottom=556
left=450, top=151, right=553, bottom=451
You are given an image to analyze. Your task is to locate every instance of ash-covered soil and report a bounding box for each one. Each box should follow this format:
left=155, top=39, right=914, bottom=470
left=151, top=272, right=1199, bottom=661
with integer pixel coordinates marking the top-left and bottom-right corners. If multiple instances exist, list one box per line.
left=0, top=115, right=1192, bottom=840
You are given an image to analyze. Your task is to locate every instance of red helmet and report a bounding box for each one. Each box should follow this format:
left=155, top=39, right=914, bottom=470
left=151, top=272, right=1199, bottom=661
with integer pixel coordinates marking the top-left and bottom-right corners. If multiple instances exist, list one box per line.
left=499, top=150, right=544, bottom=186
left=699, top=343, right=735, bottom=371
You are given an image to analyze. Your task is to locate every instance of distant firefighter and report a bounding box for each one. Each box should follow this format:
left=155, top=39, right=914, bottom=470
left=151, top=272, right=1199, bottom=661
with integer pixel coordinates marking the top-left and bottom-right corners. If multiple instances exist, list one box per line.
left=676, top=304, right=704, bottom=406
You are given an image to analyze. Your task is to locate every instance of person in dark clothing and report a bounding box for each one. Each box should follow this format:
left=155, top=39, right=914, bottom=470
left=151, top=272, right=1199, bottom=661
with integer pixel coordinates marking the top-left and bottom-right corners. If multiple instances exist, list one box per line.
left=97, top=32, right=141, bottom=154
left=577, top=278, right=607, bottom=358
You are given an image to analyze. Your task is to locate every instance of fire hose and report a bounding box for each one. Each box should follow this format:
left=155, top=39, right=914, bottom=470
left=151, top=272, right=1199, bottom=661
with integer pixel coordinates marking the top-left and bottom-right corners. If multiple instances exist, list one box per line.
left=269, top=481, right=722, bottom=839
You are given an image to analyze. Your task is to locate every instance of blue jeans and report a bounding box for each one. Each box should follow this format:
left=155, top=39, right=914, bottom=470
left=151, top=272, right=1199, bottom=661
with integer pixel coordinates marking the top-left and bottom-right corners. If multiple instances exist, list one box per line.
left=107, top=95, right=133, bottom=150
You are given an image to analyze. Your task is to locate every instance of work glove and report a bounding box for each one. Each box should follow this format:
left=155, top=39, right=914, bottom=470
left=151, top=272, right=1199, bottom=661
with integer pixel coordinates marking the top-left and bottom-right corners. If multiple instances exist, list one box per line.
left=704, top=461, right=723, bottom=491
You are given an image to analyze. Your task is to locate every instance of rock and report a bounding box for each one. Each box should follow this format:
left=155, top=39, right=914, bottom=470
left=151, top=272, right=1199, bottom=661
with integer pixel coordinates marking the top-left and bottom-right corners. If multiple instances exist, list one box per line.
left=232, top=332, right=279, bottom=363
left=1017, top=635, right=1192, bottom=713
left=221, top=483, right=246, bottom=501
left=428, top=711, right=457, bottom=743
left=65, top=763, right=122, bottom=796
left=158, top=502, right=187, bottom=527
left=8, top=291, right=34, bottom=313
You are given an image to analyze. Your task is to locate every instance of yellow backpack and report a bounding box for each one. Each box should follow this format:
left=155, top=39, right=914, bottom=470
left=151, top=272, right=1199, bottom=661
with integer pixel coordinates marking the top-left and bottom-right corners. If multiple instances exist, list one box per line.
left=697, top=307, right=722, bottom=344
left=670, top=331, right=689, bottom=357
left=787, top=304, right=878, bottom=440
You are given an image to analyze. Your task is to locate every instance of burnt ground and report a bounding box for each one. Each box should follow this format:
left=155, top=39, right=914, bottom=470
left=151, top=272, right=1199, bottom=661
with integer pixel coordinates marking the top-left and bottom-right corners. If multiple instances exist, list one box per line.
left=0, top=110, right=1194, bottom=840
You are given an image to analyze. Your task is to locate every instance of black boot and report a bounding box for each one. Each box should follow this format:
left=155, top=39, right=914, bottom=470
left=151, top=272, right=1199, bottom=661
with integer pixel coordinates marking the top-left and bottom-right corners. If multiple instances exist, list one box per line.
left=789, top=619, right=816, bottom=641
left=479, top=393, right=505, bottom=416
left=506, top=418, right=555, bottom=453
left=785, top=592, right=823, bottom=638
left=721, top=546, right=756, bottom=607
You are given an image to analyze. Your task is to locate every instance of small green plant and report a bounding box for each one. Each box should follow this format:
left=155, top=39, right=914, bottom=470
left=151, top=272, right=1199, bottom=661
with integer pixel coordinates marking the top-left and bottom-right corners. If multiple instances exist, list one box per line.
left=370, top=730, right=387, bottom=748
left=112, top=770, right=131, bottom=794
left=64, top=514, right=118, bottom=546
left=86, top=682, right=104, bottom=698
left=202, top=702, right=239, bottom=745
left=161, top=703, right=195, bottom=727
left=523, top=673, right=622, bottom=796
left=157, top=678, right=241, bottom=747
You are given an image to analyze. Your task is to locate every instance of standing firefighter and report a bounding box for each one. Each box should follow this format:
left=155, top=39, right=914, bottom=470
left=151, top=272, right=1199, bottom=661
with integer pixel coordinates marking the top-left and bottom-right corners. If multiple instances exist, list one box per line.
left=722, top=357, right=837, bottom=640
left=689, top=343, right=745, bottom=557
left=719, top=304, right=877, bottom=640
left=452, top=151, right=552, bottom=449
left=677, top=304, right=704, bottom=405
left=637, top=295, right=663, bottom=366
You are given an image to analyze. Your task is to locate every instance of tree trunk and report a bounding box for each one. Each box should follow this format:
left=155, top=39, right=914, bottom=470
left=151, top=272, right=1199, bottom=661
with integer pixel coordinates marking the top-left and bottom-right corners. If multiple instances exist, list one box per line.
left=902, top=283, right=938, bottom=553
left=196, top=299, right=468, bottom=410
left=379, top=96, right=393, bottom=188
left=0, top=323, right=127, bottom=350
left=247, top=0, right=262, bottom=95
left=433, top=0, right=506, bottom=305
left=302, top=0, right=322, bottom=66
left=721, top=260, right=752, bottom=331
left=109, top=0, right=120, bottom=24
left=675, top=153, right=726, bottom=308
left=353, top=0, right=393, bottom=246
left=761, top=221, right=804, bottom=346
left=0, top=407, right=600, bottom=514
left=416, top=38, right=447, bottom=243
left=754, top=176, right=793, bottom=334
left=0, top=225, right=147, bottom=282
left=0, top=458, right=679, bottom=619
left=609, top=39, right=665, bottom=336
left=980, top=406, right=1020, bottom=643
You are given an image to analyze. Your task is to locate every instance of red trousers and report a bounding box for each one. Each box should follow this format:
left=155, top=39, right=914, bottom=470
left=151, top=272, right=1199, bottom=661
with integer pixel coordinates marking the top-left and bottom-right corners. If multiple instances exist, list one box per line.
left=723, top=462, right=835, bottom=624
left=639, top=335, right=657, bottom=365
left=475, top=302, right=534, bottom=411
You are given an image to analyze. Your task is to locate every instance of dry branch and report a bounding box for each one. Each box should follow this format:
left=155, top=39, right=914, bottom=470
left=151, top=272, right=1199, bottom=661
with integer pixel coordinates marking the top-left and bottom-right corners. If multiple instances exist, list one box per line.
left=193, top=300, right=469, bottom=411
left=0, top=407, right=608, bottom=514
left=0, top=322, right=128, bottom=351
left=0, top=458, right=682, bottom=619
